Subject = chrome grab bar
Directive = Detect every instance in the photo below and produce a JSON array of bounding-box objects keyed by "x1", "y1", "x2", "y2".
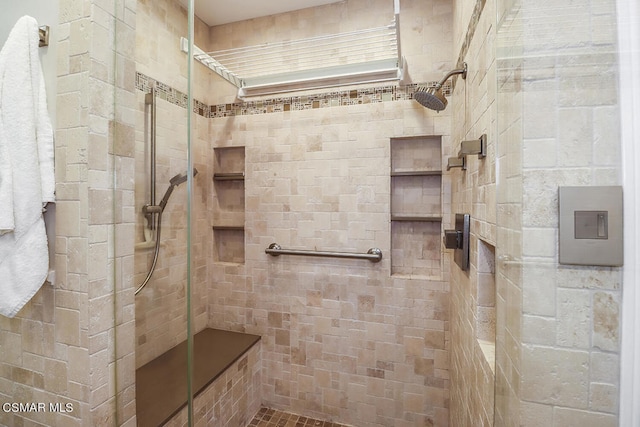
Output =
[{"x1": 265, "y1": 243, "x2": 382, "y2": 263}]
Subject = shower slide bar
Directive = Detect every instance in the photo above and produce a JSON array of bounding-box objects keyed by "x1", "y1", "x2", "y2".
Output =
[
  {"x1": 135, "y1": 84, "x2": 197, "y2": 296},
  {"x1": 265, "y1": 243, "x2": 382, "y2": 263},
  {"x1": 136, "y1": 85, "x2": 159, "y2": 296}
]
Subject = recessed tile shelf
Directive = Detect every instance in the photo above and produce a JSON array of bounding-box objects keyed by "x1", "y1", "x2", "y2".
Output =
[
  {"x1": 390, "y1": 135, "x2": 442, "y2": 172},
  {"x1": 390, "y1": 135, "x2": 443, "y2": 278},
  {"x1": 213, "y1": 147, "x2": 246, "y2": 263},
  {"x1": 213, "y1": 228, "x2": 245, "y2": 264},
  {"x1": 390, "y1": 170, "x2": 442, "y2": 176},
  {"x1": 390, "y1": 215, "x2": 442, "y2": 222},
  {"x1": 391, "y1": 175, "x2": 442, "y2": 217},
  {"x1": 213, "y1": 172, "x2": 245, "y2": 181}
]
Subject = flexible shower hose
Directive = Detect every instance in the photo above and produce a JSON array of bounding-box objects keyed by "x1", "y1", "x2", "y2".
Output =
[{"x1": 135, "y1": 210, "x2": 163, "y2": 295}]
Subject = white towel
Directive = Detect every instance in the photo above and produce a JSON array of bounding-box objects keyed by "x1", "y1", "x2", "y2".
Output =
[
  {"x1": 0, "y1": 118, "x2": 12, "y2": 233},
  {"x1": 0, "y1": 16, "x2": 55, "y2": 318}
]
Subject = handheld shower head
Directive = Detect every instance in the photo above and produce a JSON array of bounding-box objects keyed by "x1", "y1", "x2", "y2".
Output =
[
  {"x1": 414, "y1": 63, "x2": 468, "y2": 112},
  {"x1": 160, "y1": 168, "x2": 199, "y2": 210},
  {"x1": 169, "y1": 168, "x2": 198, "y2": 186},
  {"x1": 169, "y1": 168, "x2": 199, "y2": 186},
  {"x1": 169, "y1": 172, "x2": 187, "y2": 186}
]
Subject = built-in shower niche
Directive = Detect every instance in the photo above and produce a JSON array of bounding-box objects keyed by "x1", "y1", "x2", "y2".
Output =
[
  {"x1": 476, "y1": 239, "x2": 496, "y2": 371},
  {"x1": 213, "y1": 146, "x2": 245, "y2": 263},
  {"x1": 390, "y1": 136, "x2": 443, "y2": 279}
]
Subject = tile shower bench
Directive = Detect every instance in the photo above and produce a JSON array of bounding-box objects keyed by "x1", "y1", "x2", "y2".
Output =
[{"x1": 136, "y1": 328, "x2": 261, "y2": 426}]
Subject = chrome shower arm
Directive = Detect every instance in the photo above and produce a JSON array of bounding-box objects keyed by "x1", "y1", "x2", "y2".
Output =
[
  {"x1": 436, "y1": 62, "x2": 468, "y2": 87},
  {"x1": 414, "y1": 63, "x2": 468, "y2": 112}
]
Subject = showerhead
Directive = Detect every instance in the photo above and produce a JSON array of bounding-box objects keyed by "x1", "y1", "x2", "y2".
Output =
[
  {"x1": 414, "y1": 63, "x2": 468, "y2": 112},
  {"x1": 169, "y1": 168, "x2": 199, "y2": 187},
  {"x1": 414, "y1": 86, "x2": 448, "y2": 112},
  {"x1": 169, "y1": 172, "x2": 187, "y2": 186},
  {"x1": 160, "y1": 168, "x2": 199, "y2": 210}
]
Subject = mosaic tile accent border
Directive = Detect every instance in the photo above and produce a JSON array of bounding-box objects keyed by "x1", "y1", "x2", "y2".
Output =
[
  {"x1": 248, "y1": 407, "x2": 352, "y2": 427},
  {"x1": 136, "y1": 72, "x2": 449, "y2": 118},
  {"x1": 135, "y1": 72, "x2": 211, "y2": 118},
  {"x1": 209, "y1": 81, "x2": 451, "y2": 118},
  {"x1": 456, "y1": 0, "x2": 487, "y2": 71}
]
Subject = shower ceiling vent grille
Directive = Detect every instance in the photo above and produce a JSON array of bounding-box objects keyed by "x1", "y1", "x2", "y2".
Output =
[{"x1": 181, "y1": 1, "x2": 404, "y2": 98}]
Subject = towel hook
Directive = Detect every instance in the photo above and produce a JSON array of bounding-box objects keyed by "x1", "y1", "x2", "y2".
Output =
[{"x1": 39, "y1": 25, "x2": 49, "y2": 47}]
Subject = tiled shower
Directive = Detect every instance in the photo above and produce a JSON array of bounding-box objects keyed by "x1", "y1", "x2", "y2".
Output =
[
  {"x1": 0, "y1": 0, "x2": 635, "y2": 426},
  {"x1": 133, "y1": 0, "x2": 454, "y2": 424}
]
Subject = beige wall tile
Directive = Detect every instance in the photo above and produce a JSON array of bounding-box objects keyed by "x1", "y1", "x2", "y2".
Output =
[
  {"x1": 553, "y1": 407, "x2": 617, "y2": 427},
  {"x1": 522, "y1": 345, "x2": 589, "y2": 408}
]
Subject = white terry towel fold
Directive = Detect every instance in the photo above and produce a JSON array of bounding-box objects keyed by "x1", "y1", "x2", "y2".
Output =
[
  {"x1": 0, "y1": 118, "x2": 12, "y2": 233},
  {"x1": 0, "y1": 16, "x2": 55, "y2": 318}
]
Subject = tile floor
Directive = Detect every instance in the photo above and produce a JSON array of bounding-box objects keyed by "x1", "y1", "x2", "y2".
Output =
[{"x1": 247, "y1": 407, "x2": 352, "y2": 427}]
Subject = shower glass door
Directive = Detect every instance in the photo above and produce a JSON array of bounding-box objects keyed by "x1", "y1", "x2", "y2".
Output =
[
  {"x1": 495, "y1": 0, "x2": 624, "y2": 424},
  {"x1": 131, "y1": 0, "x2": 197, "y2": 424},
  {"x1": 494, "y1": 1, "x2": 524, "y2": 421}
]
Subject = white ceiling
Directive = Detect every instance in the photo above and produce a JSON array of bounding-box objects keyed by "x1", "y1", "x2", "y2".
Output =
[{"x1": 179, "y1": 0, "x2": 345, "y2": 26}]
